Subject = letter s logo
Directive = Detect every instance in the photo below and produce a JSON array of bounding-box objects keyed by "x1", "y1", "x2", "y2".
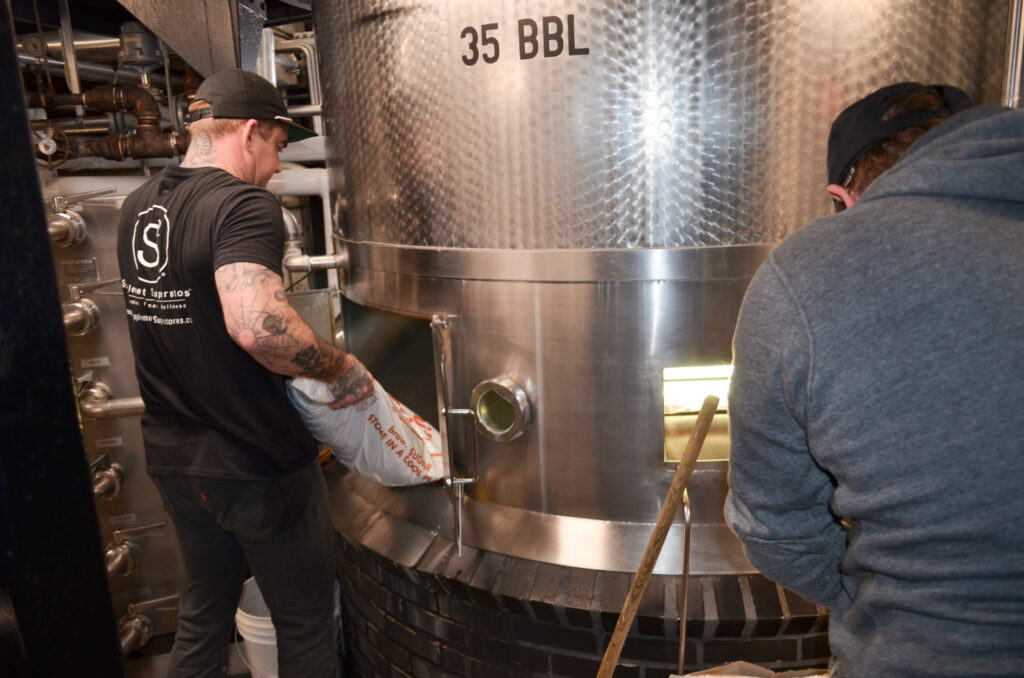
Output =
[{"x1": 132, "y1": 206, "x2": 170, "y2": 283}]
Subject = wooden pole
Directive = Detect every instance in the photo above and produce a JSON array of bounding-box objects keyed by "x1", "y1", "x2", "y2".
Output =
[{"x1": 596, "y1": 394, "x2": 720, "y2": 678}]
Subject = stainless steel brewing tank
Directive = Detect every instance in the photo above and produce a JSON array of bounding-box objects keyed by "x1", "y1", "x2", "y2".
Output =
[
  {"x1": 314, "y1": 1, "x2": 1007, "y2": 575},
  {"x1": 318, "y1": 1, "x2": 1006, "y2": 249}
]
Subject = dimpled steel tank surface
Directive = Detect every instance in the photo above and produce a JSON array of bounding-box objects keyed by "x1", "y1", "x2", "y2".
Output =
[{"x1": 313, "y1": 1, "x2": 1007, "y2": 674}]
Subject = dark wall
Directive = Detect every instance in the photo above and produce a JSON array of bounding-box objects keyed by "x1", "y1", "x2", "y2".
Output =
[{"x1": 0, "y1": 3, "x2": 125, "y2": 675}]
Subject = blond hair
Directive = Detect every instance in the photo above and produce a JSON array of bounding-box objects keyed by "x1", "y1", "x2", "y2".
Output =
[{"x1": 187, "y1": 100, "x2": 279, "y2": 140}]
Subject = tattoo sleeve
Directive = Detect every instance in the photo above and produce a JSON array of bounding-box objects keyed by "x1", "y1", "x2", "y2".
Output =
[{"x1": 215, "y1": 262, "x2": 347, "y2": 379}]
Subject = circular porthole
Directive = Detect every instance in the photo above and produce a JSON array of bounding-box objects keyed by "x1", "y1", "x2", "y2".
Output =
[{"x1": 469, "y1": 377, "x2": 531, "y2": 442}]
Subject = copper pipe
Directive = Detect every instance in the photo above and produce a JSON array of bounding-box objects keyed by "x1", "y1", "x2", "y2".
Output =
[{"x1": 57, "y1": 84, "x2": 190, "y2": 160}]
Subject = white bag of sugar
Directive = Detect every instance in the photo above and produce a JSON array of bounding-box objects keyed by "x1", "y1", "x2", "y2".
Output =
[{"x1": 287, "y1": 377, "x2": 445, "y2": 486}]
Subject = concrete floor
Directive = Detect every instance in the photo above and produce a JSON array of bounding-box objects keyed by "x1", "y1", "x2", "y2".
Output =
[{"x1": 123, "y1": 641, "x2": 253, "y2": 678}]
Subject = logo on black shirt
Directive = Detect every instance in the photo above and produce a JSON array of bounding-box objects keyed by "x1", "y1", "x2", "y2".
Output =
[{"x1": 132, "y1": 205, "x2": 170, "y2": 283}]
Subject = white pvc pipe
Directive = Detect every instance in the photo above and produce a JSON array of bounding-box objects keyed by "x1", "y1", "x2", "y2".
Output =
[{"x1": 267, "y1": 168, "x2": 340, "y2": 289}]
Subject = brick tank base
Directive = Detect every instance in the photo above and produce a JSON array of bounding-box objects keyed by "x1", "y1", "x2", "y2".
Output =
[{"x1": 334, "y1": 533, "x2": 830, "y2": 677}]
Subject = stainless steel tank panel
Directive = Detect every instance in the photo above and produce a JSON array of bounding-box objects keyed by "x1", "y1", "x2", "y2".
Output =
[
  {"x1": 342, "y1": 245, "x2": 765, "y2": 528},
  {"x1": 331, "y1": 468, "x2": 754, "y2": 576},
  {"x1": 315, "y1": 0, "x2": 1007, "y2": 249},
  {"x1": 45, "y1": 181, "x2": 183, "y2": 637}
]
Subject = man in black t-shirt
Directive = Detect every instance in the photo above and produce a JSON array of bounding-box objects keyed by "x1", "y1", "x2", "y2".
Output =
[{"x1": 117, "y1": 69, "x2": 371, "y2": 678}]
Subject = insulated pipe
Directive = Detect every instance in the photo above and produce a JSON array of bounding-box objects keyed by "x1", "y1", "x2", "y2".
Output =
[
  {"x1": 16, "y1": 32, "x2": 121, "y2": 61},
  {"x1": 16, "y1": 52, "x2": 182, "y2": 88},
  {"x1": 1005, "y1": 0, "x2": 1024, "y2": 108}
]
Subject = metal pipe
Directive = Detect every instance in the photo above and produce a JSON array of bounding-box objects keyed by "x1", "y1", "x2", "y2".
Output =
[
  {"x1": 44, "y1": 115, "x2": 112, "y2": 131},
  {"x1": 1004, "y1": 0, "x2": 1024, "y2": 108},
  {"x1": 16, "y1": 52, "x2": 183, "y2": 88},
  {"x1": 47, "y1": 210, "x2": 86, "y2": 246},
  {"x1": 287, "y1": 103, "x2": 322, "y2": 118},
  {"x1": 63, "y1": 305, "x2": 90, "y2": 333},
  {"x1": 266, "y1": 168, "x2": 339, "y2": 287},
  {"x1": 63, "y1": 126, "x2": 113, "y2": 136},
  {"x1": 57, "y1": 0, "x2": 83, "y2": 117},
  {"x1": 62, "y1": 298, "x2": 100, "y2": 336},
  {"x1": 161, "y1": 38, "x2": 179, "y2": 134},
  {"x1": 677, "y1": 490, "x2": 692, "y2": 674},
  {"x1": 80, "y1": 396, "x2": 145, "y2": 419},
  {"x1": 284, "y1": 252, "x2": 348, "y2": 273},
  {"x1": 119, "y1": 614, "x2": 152, "y2": 655},
  {"x1": 79, "y1": 381, "x2": 145, "y2": 419},
  {"x1": 92, "y1": 462, "x2": 126, "y2": 500},
  {"x1": 276, "y1": 39, "x2": 323, "y2": 134},
  {"x1": 15, "y1": 32, "x2": 120, "y2": 60},
  {"x1": 58, "y1": 84, "x2": 188, "y2": 160},
  {"x1": 281, "y1": 206, "x2": 347, "y2": 272},
  {"x1": 106, "y1": 539, "x2": 140, "y2": 578}
]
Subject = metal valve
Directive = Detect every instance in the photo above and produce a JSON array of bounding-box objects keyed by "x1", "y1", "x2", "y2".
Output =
[
  {"x1": 33, "y1": 126, "x2": 73, "y2": 170},
  {"x1": 105, "y1": 520, "x2": 167, "y2": 577},
  {"x1": 119, "y1": 613, "x2": 152, "y2": 655},
  {"x1": 120, "y1": 593, "x2": 179, "y2": 655},
  {"x1": 89, "y1": 453, "x2": 126, "y2": 500},
  {"x1": 47, "y1": 209, "x2": 86, "y2": 247},
  {"x1": 105, "y1": 538, "x2": 141, "y2": 578},
  {"x1": 63, "y1": 297, "x2": 101, "y2": 336},
  {"x1": 77, "y1": 378, "x2": 145, "y2": 420},
  {"x1": 62, "y1": 278, "x2": 118, "y2": 337},
  {"x1": 44, "y1": 188, "x2": 116, "y2": 246},
  {"x1": 49, "y1": 187, "x2": 117, "y2": 213}
]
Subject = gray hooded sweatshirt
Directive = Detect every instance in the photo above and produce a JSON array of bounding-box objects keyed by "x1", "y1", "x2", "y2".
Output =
[{"x1": 725, "y1": 106, "x2": 1024, "y2": 677}]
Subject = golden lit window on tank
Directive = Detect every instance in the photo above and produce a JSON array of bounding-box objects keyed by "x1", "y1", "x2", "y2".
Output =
[{"x1": 663, "y1": 365, "x2": 731, "y2": 463}]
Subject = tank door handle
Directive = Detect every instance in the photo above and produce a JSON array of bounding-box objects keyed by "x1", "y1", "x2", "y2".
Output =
[{"x1": 430, "y1": 313, "x2": 480, "y2": 555}]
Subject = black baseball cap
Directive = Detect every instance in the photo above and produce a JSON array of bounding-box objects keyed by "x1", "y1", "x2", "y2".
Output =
[
  {"x1": 189, "y1": 68, "x2": 316, "y2": 143},
  {"x1": 826, "y1": 82, "x2": 973, "y2": 186}
]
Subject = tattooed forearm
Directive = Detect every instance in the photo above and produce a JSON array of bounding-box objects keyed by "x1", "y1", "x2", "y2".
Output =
[
  {"x1": 215, "y1": 261, "x2": 374, "y2": 406},
  {"x1": 327, "y1": 354, "x2": 375, "y2": 409},
  {"x1": 292, "y1": 337, "x2": 347, "y2": 379}
]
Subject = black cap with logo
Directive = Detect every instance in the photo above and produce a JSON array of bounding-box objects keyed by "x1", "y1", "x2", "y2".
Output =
[
  {"x1": 188, "y1": 68, "x2": 316, "y2": 143},
  {"x1": 826, "y1": 82, "x2": 973, "y2": 186}
]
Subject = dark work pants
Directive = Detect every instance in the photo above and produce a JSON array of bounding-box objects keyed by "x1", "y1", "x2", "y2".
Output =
[{"x1": 151, "y1": 459, "x2": 337, "y2": 678}]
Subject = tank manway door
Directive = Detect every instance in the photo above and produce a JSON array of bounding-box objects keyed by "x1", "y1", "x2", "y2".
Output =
[{"x1": 663, "y1": 365, "x2": 732, "y2": 463}]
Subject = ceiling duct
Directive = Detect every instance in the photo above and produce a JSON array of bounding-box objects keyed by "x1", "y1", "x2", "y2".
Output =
[{"x1": 115, "y1": 0, "x2": 267, "y2": 76}]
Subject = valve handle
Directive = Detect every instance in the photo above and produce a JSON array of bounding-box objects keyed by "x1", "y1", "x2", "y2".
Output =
[{"x1": 48, "y1": 186, "x2": 116, "y2": 212}]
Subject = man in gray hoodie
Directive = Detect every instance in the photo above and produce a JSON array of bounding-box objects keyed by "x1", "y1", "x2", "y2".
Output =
[{"x1": 725, "y1": 84, "x2": 1024, "y2": 677}]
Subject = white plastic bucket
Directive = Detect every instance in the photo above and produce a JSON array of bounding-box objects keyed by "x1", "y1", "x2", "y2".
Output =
[{"x1": 235, "y1": 577, "x2": 278, "y2": 678}]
